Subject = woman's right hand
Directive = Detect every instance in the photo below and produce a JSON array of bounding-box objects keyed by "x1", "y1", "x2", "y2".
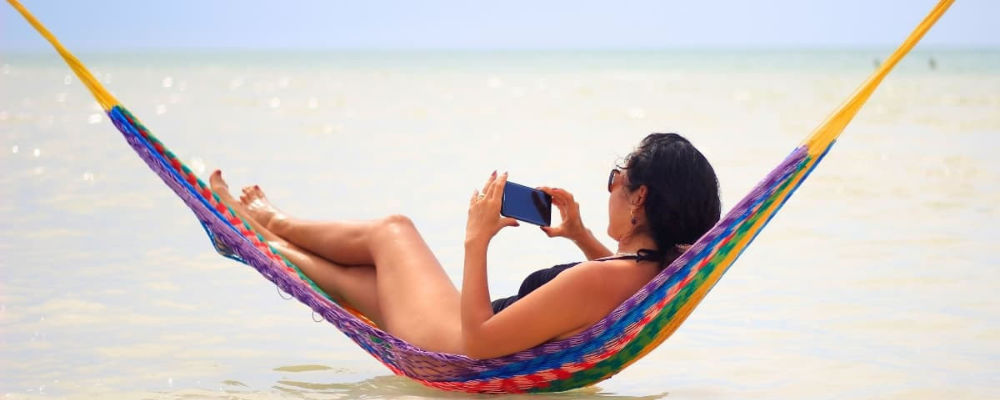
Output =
[{"x1": 538, "y1": 187, "x2": 586, "y2": 241}]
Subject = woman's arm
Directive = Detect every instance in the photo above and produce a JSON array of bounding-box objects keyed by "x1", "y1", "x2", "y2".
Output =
[
  {"x1": 461, "y1": 171, "x2": 518, "y2": 356},
  {"x1": 539, "y1": 187, "x2": 613, "y2": 260},
  {"x1": 461, "y1": 239, "x2": 493, "y2": 348},
  {"x1": 462, "y1": 173, "x2": 601, "y2": 359}
]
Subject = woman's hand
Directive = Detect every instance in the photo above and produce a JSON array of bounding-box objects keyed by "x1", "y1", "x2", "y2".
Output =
[
  {"x1": 538, "y1": 186, "x2": 587, "y2": 241},
  {"x1": 466, "y1": 171, "x2": 519, "y2": 247}
]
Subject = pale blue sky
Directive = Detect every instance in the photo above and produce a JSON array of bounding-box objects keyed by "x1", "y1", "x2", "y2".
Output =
[{"x1": 1, "y1": 0, "x2": 996, "y2": 51}]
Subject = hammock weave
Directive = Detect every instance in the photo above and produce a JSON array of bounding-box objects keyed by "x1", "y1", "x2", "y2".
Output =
[{"x1": 8, "y1": 0, "x2": 952, "y2": 393}]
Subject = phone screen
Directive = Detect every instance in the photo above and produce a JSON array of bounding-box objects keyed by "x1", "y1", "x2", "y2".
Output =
[{"x1": 501, "y1": 181, "x2": 552, "y2": 226}]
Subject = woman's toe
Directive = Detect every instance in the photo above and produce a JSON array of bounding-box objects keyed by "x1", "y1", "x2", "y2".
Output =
[{"x1": 209, "y1": 170, "x2": 228, "y2": 191}]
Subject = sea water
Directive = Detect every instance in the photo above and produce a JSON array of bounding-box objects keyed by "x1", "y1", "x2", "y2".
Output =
[{"x1": 1, "y1": 50, "x2": 998, "y2": 399}]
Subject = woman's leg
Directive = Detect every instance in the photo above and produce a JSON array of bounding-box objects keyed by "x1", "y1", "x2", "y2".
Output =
[
  {"x1": 267, "y1": 241, "x2": 384, "y2": 327},
  {"x1": 362, "y1": 213, "x2": 463, "y2": 352},
  {"x1": 210, "y1": 171, "x2": 384, "y2": 325},
  {"x1": 214, "y1": 172, "x2": 464, "y2": 353},
  {"x1": 239, "y1": 185, "x2": 378, "y2": 266},
  {"x1": 282, "y1": 212, "x2": 463, "y2": 352}
]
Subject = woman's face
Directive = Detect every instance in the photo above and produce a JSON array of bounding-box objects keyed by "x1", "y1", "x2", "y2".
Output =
[{"x1": 607, "y1": 168, "x2": 632, "y2": 241}]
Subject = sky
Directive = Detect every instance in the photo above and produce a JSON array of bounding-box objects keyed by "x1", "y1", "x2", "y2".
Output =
[{"x1": 1, "y1": 0, "x2": 997, "y2": 51}]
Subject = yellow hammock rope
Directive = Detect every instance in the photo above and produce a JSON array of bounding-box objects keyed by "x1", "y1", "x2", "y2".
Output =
[
  {"x1": 8, "y1": 0, "x2": 119, "y2": 110},
  {"x1": 803, "y1": 1, "x2": 953, "y2": 155}
]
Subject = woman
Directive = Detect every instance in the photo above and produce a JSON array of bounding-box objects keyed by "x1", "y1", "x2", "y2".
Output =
[{"x1": 209, "y1": 133, "x2": 720, "y2": 359}]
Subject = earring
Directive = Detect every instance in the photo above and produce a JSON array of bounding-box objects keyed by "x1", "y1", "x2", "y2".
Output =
[{"x1": 630, "y1": 210, "x2": 637, "y2": 225}]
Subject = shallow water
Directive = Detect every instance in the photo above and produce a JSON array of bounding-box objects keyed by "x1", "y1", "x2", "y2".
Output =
[{"x1": 1, "y1": 50, "x2": 998, "y2": 399}]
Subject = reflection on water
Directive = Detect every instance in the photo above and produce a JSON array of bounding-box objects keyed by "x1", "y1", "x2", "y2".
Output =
[
  {"x1": 274, "y1": 364, "x2": 336, "y2": 373},
  {"x1": 119, "y1": 374, "x2": 668, "y2": 400},
  {"x1": 1, "y1": 50, "x2": 998, "y2": 399},
  {"x1": 272, "y1": 374, "x2": 668, "y2": 400}
]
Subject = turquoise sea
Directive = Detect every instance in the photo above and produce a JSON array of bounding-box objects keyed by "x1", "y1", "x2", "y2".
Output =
[{"x1": 1, "y1": 49, "x2": 998, "y2": 399}]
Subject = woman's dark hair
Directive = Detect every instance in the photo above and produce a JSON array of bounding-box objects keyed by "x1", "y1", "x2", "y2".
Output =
[{"x1": 621, "y1": 133, "x2": 721, "y2": 266}]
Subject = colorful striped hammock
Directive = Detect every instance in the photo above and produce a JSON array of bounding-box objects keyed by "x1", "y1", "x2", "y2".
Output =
[{"x1": 9, "y1": 0, "x2": 952, "y2": 393}]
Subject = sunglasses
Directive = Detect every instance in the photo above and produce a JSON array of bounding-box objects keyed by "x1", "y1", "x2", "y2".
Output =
[{"x1": 607, "y1": 168, "x2": 621, "y2": 193}]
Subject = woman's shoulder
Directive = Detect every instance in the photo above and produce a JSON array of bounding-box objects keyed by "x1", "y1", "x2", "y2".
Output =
[
  {"x1": 553, "y1": 258, "x2": 642, "y2": 287},
  {"x1": 541, "y1": 258, "x2": 657, "y2": 339},
  {"x1": 558, "y1": 258, "x2": 659, "y2": 297}
]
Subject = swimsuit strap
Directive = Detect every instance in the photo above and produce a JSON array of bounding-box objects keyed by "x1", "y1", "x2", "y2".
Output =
[
  {"x1": 596, "y1": 248, "x2": 662, "y2": 262},
  {"x1": 596, "y1": 254, "x2": 640, "y2": 261},
  {"x1": 635, "y1": 248, "x2": 663, "y2": 262}
]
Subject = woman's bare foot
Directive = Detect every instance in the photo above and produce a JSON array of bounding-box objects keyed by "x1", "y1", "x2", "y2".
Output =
[
  {"x1": 239, "y1": 184, "x2": 287, "y2": 232},
  {"x1": 208, "y1": 170, "x2": 376, "y2": 321},
  {"x1": 209, "y1": 170, "x2": 287, "y2": 245}
]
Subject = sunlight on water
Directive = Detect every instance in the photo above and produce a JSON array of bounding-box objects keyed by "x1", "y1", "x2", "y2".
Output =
[{"x1": 1, "y1": 50, "x2": 998, "y2": 399}]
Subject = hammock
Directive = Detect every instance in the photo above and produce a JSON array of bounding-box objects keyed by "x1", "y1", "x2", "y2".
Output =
[{"x1": 9, "y1": 0, "x2": 952, "y2": 393}]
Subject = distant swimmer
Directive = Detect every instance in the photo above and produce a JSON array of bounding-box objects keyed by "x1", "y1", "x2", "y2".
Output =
[{"x1": 929, "y1": 57, "x2": 937, "y2": 70}]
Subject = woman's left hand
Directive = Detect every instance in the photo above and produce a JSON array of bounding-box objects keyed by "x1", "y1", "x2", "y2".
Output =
[{"x1": 466, "y1": 171, "x2": 519, "y2": 246}]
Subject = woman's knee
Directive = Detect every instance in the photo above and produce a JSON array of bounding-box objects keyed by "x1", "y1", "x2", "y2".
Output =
[{"x1": 374, "y1": 214, "x2": 416, "y2": 238}]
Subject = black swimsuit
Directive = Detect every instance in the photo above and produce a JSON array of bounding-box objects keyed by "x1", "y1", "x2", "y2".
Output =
[{"x1": 490, "y1": 254, "x2": 642, "y2": 314}]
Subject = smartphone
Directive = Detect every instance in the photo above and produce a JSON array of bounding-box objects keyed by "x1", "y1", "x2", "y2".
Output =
[{"x1": 501, "y1": 181, "x2": 552, "y2": 227}]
